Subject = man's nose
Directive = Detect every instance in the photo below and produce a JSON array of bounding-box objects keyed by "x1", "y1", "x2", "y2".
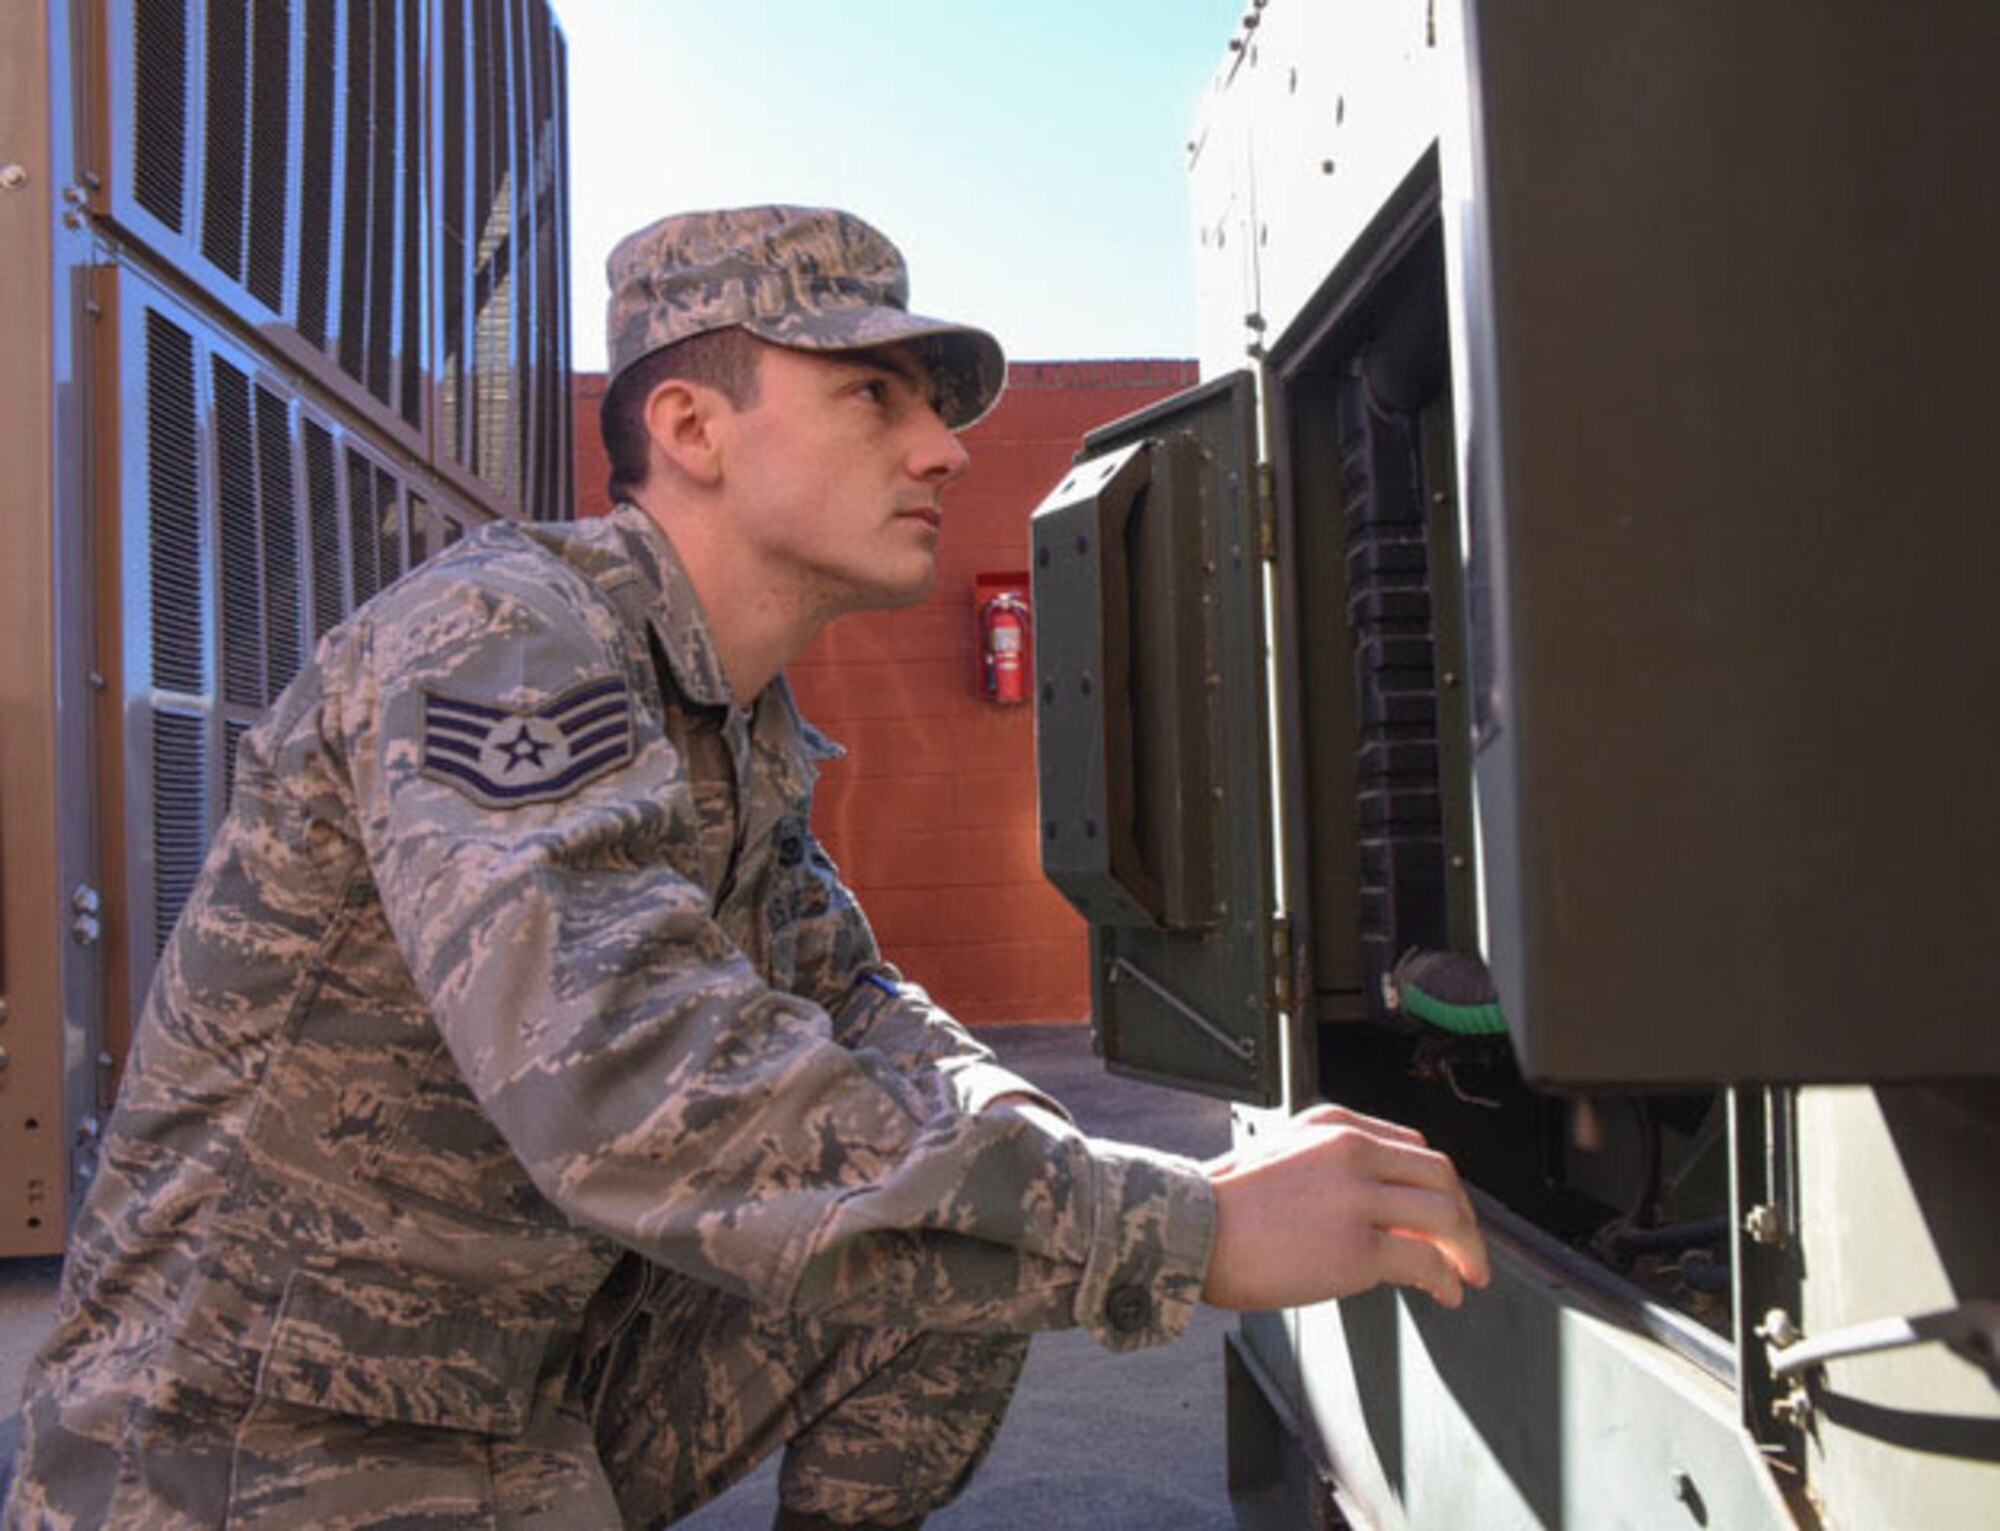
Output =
[{"x1": 911, "y1": 410, "x2": 972, "y2": 485}]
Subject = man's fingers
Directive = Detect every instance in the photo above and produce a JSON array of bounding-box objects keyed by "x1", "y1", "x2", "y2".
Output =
[
  {"x1": 1367, "y1": 1182, "x2": 1492, "y2": 1290},
  {"x1": 1370, "y1": 1226, "x2": 1471, "y2": 1308}
]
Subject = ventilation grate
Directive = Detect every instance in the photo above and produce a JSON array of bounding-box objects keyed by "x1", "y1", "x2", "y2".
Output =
[
  {"x1": 256, "y1": 385, "x2": 305, "y2": 694},
  {"x1": 296, "y1": 0, "x2": 338, "y2": 349},
  {"x1": 145, "y1": 311, "x2": 205, "y2": 697},
  {"x1": 199, "y1": 0, "x2": 250, "y2": 280},
  {"x1": 111, "y1": 0, "x2": 568, "y2": 515},
  {"x1": 214, "y1": 356, "x2": 266, "y2": 708},
  {"x1": 223, "y1": 717, "x2": 251, "y2": 814},
  {"x1": 245, "y1": 0, "x2": 295, "y2": 311},
  {"x1": 132, "y1": 0, "x2": 191, "y2": 230},
  {"x1": 305, "y1": 419, "x2": 346, "y2": 640},
  {"x1": 150, "y1": 708, "x2": 208, "y2": 955}
]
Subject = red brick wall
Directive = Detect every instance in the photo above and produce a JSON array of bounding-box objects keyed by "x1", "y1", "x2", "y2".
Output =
[{"x1": 573, "y1": 359, "x2": 1199, "y2": 1023}]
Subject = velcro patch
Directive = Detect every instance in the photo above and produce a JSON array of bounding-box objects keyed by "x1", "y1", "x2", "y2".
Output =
[{"x1": 419, "y1": 675, "x2": 635, "y2": 809}]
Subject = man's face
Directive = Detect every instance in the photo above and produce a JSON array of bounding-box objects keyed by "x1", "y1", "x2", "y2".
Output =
[{"x1": 715, "y1": 340, "x2": 972, "y2": 619}]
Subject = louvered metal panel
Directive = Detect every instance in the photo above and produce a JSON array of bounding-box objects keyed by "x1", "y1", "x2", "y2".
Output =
[
  {"x1": 304, "y1": 418, "x2": 347, "y2": 637},
  {"x1": 148, "y1": 709, "x2": 209, "y2": 958},
  {"x1": 435, "y1": 0, "x2": 570, "y2": 519},
  {"x1": 255, "y1": 385, "x2": 307, "y2": 694},
  {"x1": 98, "y1": 0, "x2": 570, "y2": 519},
  {"x1": 114, "y1": 273, "x2": 488, "y2": 1013}
]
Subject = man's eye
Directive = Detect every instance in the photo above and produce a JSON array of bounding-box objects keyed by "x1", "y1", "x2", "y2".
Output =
[{"x1": 856, "y1": 380, "x2": 889, "y2": 404}]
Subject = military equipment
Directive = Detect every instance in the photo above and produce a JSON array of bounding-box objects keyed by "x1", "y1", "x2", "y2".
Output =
[{"x1": 1032, "y1": 2, "x2": 2000, "y2": 1525}]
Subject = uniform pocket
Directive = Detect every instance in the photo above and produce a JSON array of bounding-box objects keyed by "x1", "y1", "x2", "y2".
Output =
[{"x1": 257, "y1": 1268, "x2": 558, "y2": 1436}]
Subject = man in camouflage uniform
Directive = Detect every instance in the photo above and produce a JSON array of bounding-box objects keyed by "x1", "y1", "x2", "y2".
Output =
[{"x1": 3, "y1": 206, "x2": 1488, "y2": 1530}]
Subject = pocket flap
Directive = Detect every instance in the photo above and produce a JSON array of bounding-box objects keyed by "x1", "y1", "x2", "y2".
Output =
[{"x1": 258, "y1": 1268, "x2": 555, "y2": 1436}]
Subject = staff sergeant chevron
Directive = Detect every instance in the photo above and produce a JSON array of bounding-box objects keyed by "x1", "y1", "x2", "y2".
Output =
[{"x1": 419, "y1": 674, "x2": 636, "y2": 809}]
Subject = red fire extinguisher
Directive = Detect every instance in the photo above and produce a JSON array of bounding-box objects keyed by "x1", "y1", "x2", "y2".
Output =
[{"x1": 979, "y1": 592, "x2": 1031, "y2": 705}]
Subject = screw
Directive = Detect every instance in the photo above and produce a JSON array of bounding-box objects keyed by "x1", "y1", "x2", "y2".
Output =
[{"x1": 0, "y1": 164, "x2": 28, "y2": 191}]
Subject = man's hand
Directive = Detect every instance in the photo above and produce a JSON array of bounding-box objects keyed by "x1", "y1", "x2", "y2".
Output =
[{"x1": 1200, "y1": 1105, "x2": 1490, "y2": 1312}]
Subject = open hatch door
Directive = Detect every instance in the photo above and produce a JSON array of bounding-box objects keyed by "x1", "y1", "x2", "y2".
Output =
[{"x1": 1029, "y1": 374, "x2": 1281, "y2": 1105}]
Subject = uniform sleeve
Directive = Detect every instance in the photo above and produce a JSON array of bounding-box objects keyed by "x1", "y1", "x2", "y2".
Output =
[
  {"x1": 328, "y1": 566, "x2": 1214, "y2": 1352},
  {"x1": 775, "y1": 794, "x2": 1068, "y2": 1126}
]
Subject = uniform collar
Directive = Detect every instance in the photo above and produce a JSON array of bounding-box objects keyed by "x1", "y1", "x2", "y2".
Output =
[
  {"x1": 609, "y1": 502, "x2": 736, "y2": 710},
  {"x1": 605, "y1": 503, "x2": 845, "y2": 771}
]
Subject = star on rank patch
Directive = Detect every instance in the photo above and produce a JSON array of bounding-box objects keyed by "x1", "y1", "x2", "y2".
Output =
[{"x1": 419, "y1": 675, "x2": 636, "y2": 808}]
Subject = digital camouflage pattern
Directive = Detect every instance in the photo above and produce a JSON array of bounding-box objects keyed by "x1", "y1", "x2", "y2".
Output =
[
  {"x1": 2, "y1": 506, "x2": 1214, "y2": 1529},
  {"x1": 603, "y1": 205, "x2": 1006, "y2": 428}
]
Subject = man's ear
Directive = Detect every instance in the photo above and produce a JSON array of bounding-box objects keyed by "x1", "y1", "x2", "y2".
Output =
[{"x1": 643, "y1": 379, "x2": 726, "y2": 488}]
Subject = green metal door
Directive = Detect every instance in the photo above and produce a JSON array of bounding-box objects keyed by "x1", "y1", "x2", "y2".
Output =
[{"x1": 1029, "y1": 373, "x2": 1281, "y2": 1104}]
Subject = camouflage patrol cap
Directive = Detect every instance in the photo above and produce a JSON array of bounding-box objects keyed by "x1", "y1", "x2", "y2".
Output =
[{"x1": 605, "y1": 205, "x2": 1007, "y2": 429}]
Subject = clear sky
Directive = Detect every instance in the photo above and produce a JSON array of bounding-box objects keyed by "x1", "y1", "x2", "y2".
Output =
[{"x1": 554, "y1": 0, "x2": 1248, "y2": 371}]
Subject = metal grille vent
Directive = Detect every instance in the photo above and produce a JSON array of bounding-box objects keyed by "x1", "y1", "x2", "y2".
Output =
[
  {"x1": 215, "y1": 356, "x2": 267, "y2": 708},
  {"x1": 296, "y1": 0, "x2": 338, "y2": 350},
  {"x1": 150, "y1": 709, "x2": 207, "y2": 955},
  {"x1": 132, "y1": 0, "x2": 191, "y2": 229},
  {"x1": 223, "y1": 718, "x2": 253, "y2": 812},
  {"x1": 436, "y1": 0, "x2": 570, "y2": 518},
  {"x1": 245, "y1": 0, "x2": 294, "y2": 311},
  {"x1": 109, "y1": 0, "x2": 570, "y2": 519},
  {"x1": 407, "y1": 492, "x2": 430, "y2": 566},
  {"x1": 197, "y1": 0, "x2": 248, "y2": 277},
  {"x1": 256, "y1": 386, "x2": 306, "y2": 694},
  {"x1": 214, "y1": 357, "x2": 309, "y2": 711},
  {"x1": 145, "y1": 311, "x2": 206, "y2": 697},
  {"x1": 305, "y1": 420, "x2": 346, "y2": 638},
  {"x1": 114, "y1": 0, "x2": 427, "y2": 430},
  {"x1": 344, "y1": 448, "x2": 405, "y2": 607},
  {"x1": 125, "y1": 284, "x2": 481, "y2": 987}
]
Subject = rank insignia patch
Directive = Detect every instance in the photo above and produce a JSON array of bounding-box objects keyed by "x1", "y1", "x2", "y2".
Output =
[{"x1": 419, "y1": 675, "x2": 636, "y2": 808}]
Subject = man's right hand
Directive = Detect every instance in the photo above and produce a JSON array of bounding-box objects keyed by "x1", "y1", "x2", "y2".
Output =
[{"x1": 1199, "y1": 1105, "x2": 1491, "y2": 1312}]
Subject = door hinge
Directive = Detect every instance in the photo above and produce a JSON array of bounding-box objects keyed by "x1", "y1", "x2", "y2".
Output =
[
  {"x1": 1270, "y1": 913, "x2": 1292, "y2": 1013},
  {"x1": 1254, "y1": 461, "x2": 1278, "y2": 562}
]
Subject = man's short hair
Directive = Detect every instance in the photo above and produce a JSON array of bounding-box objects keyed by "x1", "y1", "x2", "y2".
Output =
[{"x1": 599, "y1": 327, "x2": 763, "y2": 503}]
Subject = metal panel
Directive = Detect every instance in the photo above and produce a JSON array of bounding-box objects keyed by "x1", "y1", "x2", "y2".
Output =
[
  {"x1": 1451, "y1": 0, "x2": 2000, "y2": 1083},
  {"x1": 1031, "y1": 373, "x2": 1280, "y2": 1103}
]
